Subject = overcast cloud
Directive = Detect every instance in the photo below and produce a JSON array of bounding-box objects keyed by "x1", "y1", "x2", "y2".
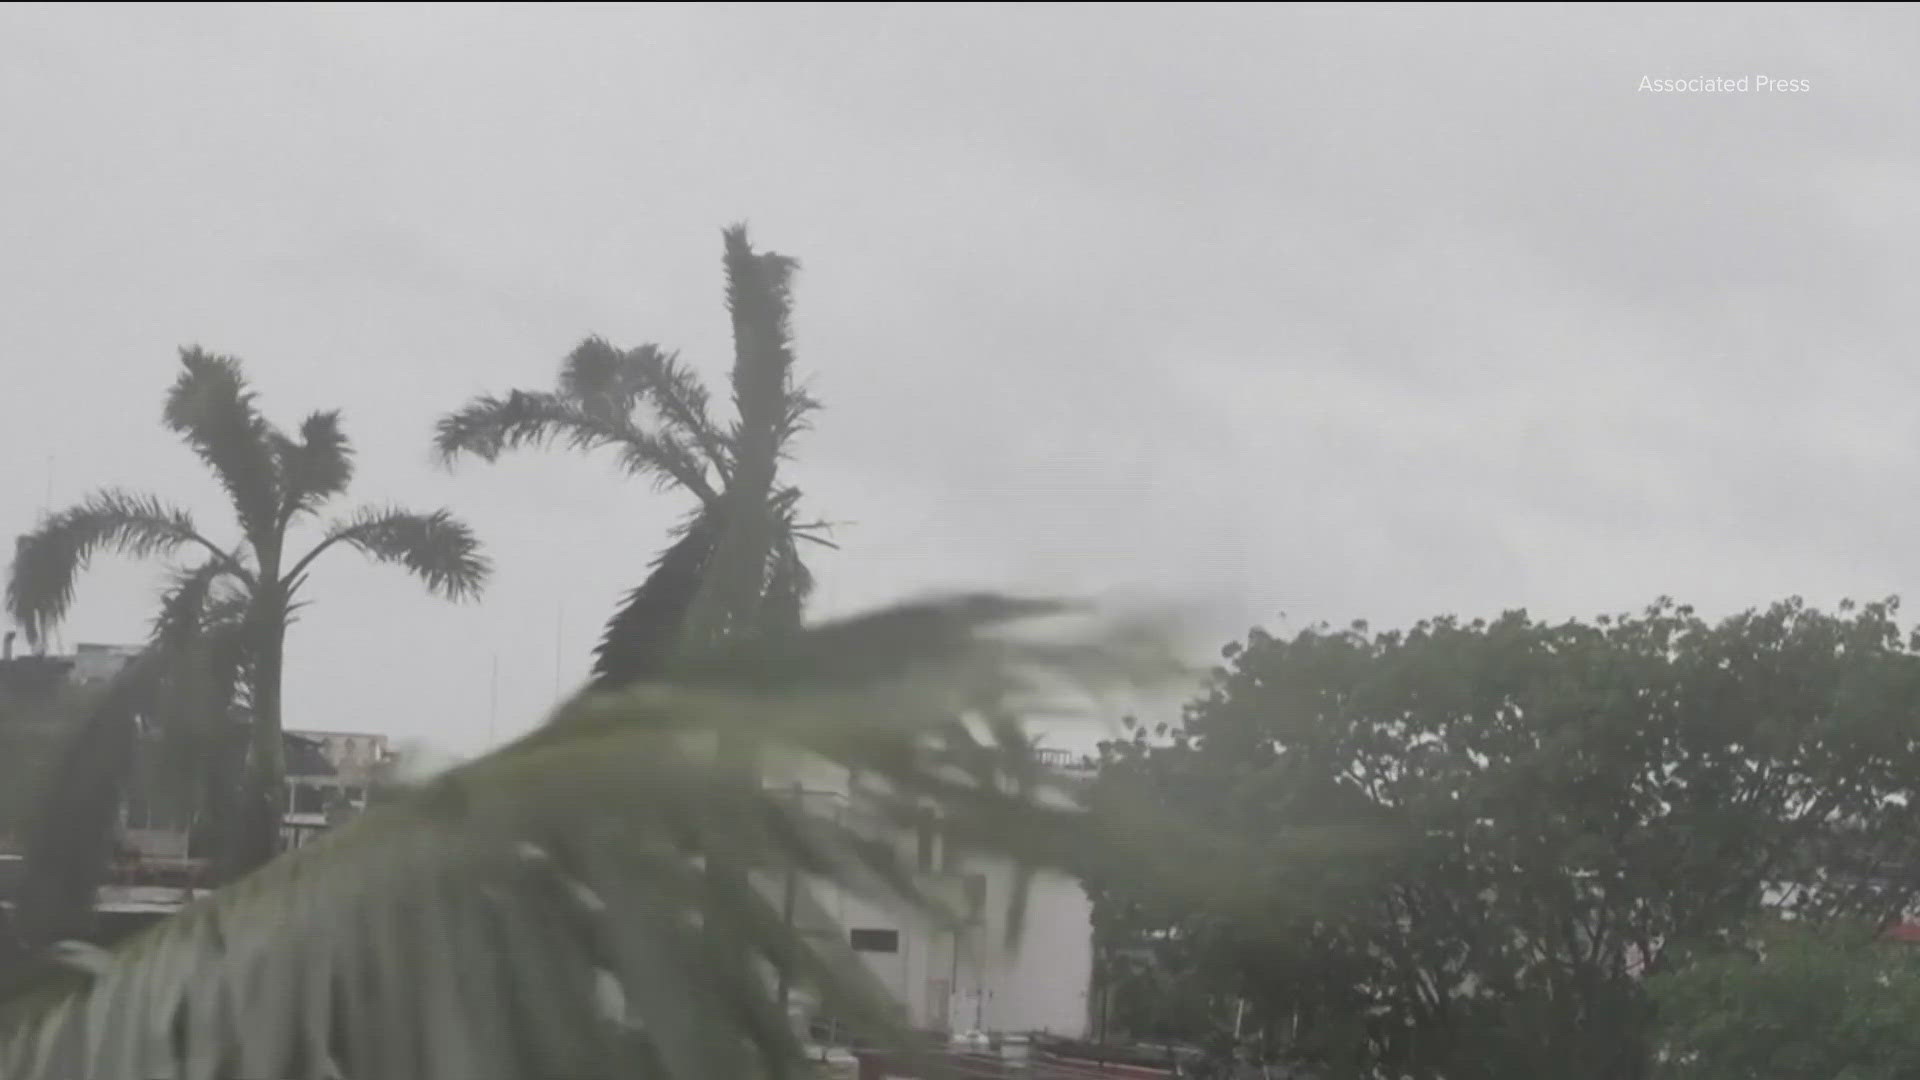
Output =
[{"x1": 2, "y1": 3, "x2": 1916, "y2": 758}]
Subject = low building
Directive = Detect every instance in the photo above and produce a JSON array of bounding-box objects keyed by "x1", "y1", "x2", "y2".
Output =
[
  {"x1": 769, "y1": 748, "x2": 1099, "y2": 1040},
  {"x1": 288, "y1": 729, "x2": 395, "y2": 782}
]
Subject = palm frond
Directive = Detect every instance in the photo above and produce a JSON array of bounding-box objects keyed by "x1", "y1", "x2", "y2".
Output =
[
  {"x1": 149, "y1": 558, "x2": 249, "y2": 650},
  {"x1": 591, "y1": 508, "x2": 725, "y2": 690},
  {"x1": 721, "y1": 225, "x2": 800, "y2": 471},
  {"x1": 271, "y1": 410, "x2": 354, "y2": 526},
  {"x1": 434, "y1": 390, "x2": 717, "y2": 502},
  {"x1": 162, "y1": 348, "x2": 281, "y2": 546},
  {"x1": 762, "y1": 534, "x2": 813, "y2": 638},
  {"x1": 761, "y1": 487, "x2": 818, "y2": 636},
  {"x1": 592, "y1": 489, "x2": 822, "y2": 691},
  {"x1": 625, "y1": 345, "x2": 733, "y2": 481},
  {"x1": 777, "y1": 378, "x2": 821, "y2": 454},
  {"x1": 147, "y1": 556, "x2": 253, "y2": 747},
  {"x1": 7, "y1": 490, "x2": 228, "y2": 646},
  {"x1": 0, "y1": 595, "x2": 1189, "y2": 1080},
  {"x1": 557, "y1": 336, "x2": 645, "y2": 421},
  {"x1": 298, "y1": 506, "x2": 490, "y2": 602}
]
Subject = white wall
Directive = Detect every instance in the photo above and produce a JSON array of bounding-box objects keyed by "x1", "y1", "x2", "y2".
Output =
[
  {"x1": 762, "y1": 754, "x2": 1095, "y2": 1038},
  {"x1": 975, "y1": 867, "x2": 1093, "y2": 1037}
]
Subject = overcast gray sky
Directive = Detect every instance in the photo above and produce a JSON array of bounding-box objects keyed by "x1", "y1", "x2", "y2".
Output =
[{"x1": 2, "y1": 3, "x2": 1915, "y2": 759}]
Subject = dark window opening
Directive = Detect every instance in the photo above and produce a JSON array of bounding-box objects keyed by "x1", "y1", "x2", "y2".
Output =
[
  {"x1": 291, "y1": 784, "x2": 329, "y2": 814},
  {"x1": 850, "y1": 928, "x2": 899, "y2": 953}
]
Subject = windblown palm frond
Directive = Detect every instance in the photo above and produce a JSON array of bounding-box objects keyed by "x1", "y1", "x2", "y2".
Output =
[
  {"x1": 7, "y1": 491, "x2": 234, "y2": 647},
  {"x1": 0, "y1": 595, "x2": 1192, "y2": 1080},
  {"x1": 300, "y1": 507, "x2": 491, "y2": 602},
  {"x1": 592, "y1": 490, "x2": 825, "y2": 691},
  {"x1": 162, "y1": 349, "x2": 279, "y2": 546},
  {"x1": 591, "y1": 509, "x2": 726, "y2": 689},
  {"x1": 145, "y1": 559, "x2": 255, "y2": 859},
  {"x1": 762, "y1": 531, "x2": 812, "y2": 637},
  {"x1": 720, "y1": 224, "x2": 799, "y2": 461},
  {"x1": 149, "y1": 558, "x2": 248, "y2": 650},
  {"x1": 558, "y1": 339, "x2": 728, "y2": 461},
  {"x1": 558, "y1": 336, "x2": 646, "y2": 418},
  {"x1": 271, "y1": 411, "x2": 355, "y2": 526},
  {"x1": 623, "y1": 346, "x2": 731, "y2": 479},
  {"x1": 434, "y1": 390, "x2": 717, "y2": 501}
]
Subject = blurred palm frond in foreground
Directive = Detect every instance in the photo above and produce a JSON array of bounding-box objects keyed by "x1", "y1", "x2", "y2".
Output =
[{"x1": 0, "y1": 593, "x2": 1193, "y2": 1080}]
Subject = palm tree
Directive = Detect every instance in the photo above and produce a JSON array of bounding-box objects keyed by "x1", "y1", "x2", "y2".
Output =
[
  {"x1": 434, "y1": 225, "x2": 828, "y2": 685},
  {"x1": 0, "y1": 593, "x2": 1196, "y2": 1080},
  {"x1": 7, "y1": 348, "x2": 489, "y2": 875},
  {"x1": 438, "y1": 224, "x2": 829, "y2": 1078}
]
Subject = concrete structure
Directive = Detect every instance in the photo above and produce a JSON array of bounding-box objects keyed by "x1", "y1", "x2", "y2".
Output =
[
  {"x1": 289, "y1": 729, "x2": 394, "y2": 781},
  {"x1": 769, "y1": 750, "x2": 1098, "y2": 1039}
]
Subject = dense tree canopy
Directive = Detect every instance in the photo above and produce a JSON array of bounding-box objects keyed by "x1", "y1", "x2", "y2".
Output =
[
  {"x1": 1086, "y1": 597, "x2": 1920, "y2": 1079},
  {"x1": 1648, "y1": 918, "x2": 1920, "y2": 1080}
]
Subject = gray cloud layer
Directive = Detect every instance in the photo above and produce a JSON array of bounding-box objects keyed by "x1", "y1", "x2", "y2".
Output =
[{"x1": 3, "y1": 4, "x2": 1915, "y2": 755}]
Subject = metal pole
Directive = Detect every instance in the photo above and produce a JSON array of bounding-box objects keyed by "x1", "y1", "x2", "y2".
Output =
[{"x1": 776, "y1": 782, "x2": 801, "y2": 1015}]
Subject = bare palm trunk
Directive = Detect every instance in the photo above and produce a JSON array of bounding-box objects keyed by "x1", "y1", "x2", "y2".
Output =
[{"x1": 232, "y1": 595, "x2": 287, "y2": 877}]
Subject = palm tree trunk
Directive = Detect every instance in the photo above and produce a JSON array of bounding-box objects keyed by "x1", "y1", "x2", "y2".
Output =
[
  {"x1": 687, "y1": 234, "x2": 795, "y2": 1076},
  {"x1": 231, "y1": 597, "x2": 287, "y2": 877}
]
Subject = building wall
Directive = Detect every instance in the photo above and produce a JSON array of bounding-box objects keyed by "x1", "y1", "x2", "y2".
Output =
[
  {"x1": 288, "y1": 730, "x2": 392, "y2": 781},
  {"x1": 764, "y1": 754, "x2": 1095, "y2": 1038},
  {"x1": 974, "y1": 867, "x2": 1095, "y2": 1037}
]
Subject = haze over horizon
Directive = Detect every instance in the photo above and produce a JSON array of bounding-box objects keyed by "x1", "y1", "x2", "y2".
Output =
[{"x1": 3, "y1": 4, "x2": 1915, "y2": 760}]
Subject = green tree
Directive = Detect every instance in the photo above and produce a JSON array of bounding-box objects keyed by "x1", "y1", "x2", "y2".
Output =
[
  {"x1": 1088, "y1": 598, "x2": 1920, "y2": 1079},
  {"x1": 7, "y1": 349, "x2": 489, "y2": 875},
  {"x1": 1649, "y1": 918, "x2": 1920, "y2": 1079},
  {"x1": 0, "y1": 593, "x2": 1189, "y2": 1080}
]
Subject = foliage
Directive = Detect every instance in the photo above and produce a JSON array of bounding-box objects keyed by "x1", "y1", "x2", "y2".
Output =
[
  {"x1": 0, "y1": 666, "x2": 96, "y2": 845},
  {"x1": 7, "y1": 349, "x2": 488, "y2": 877},
  {"x1": 1086, "y1": 597, "x2": 1920, "y2": 1079},
  {"x1": 0, "y1": 593, "x2": 1190, "y2": 1080},
  {"x1": 1649, "y1": 918, "x2": 1920, "y2": 1079}
]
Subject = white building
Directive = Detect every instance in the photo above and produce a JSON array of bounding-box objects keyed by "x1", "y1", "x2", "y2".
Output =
[
  {"x1": 766, "y1": 749, "x2": 1096, "y2": 1039},
  {"x1": 288, "y1": 729, "x2": 395, "y2": 782}
]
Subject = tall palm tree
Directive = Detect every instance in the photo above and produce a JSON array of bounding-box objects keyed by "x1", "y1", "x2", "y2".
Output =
[
  {"x1": 0, "y1": 592, "x2": 1197, "y2": 1080},
  {"x1": 438, "y1": 223, "x2": 828, "y2": 1078},
  {"x1": 434, "y1": 225, "x2": 827, "y2": 685},
  {"x1": 7, "y1": 348, "x2": 490, "y2": 875}
]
